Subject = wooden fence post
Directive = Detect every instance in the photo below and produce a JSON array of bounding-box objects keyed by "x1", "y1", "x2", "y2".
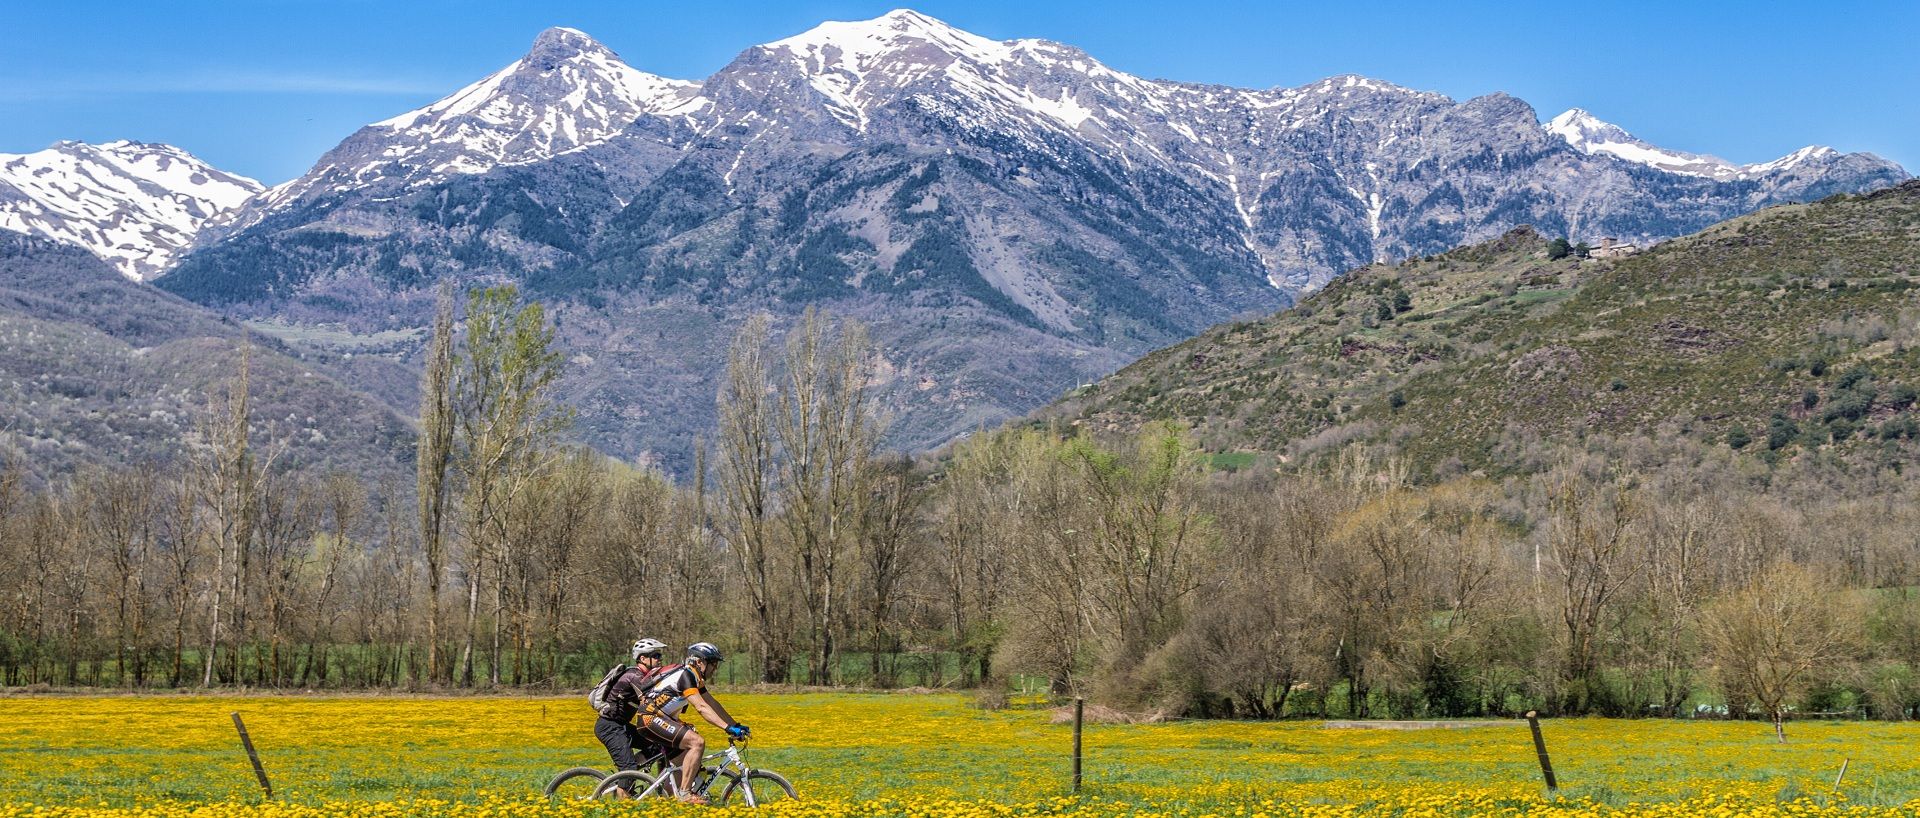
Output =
[
  {"x1": 1524, "y1": 710, "x2": 1558, "y2": 792},
  {"x1": 1072, "y1": 697, "x2": 1084, "y2": 794},
  {"x1": 231, "y1": 712, "x2": 273, "y2": 799}
]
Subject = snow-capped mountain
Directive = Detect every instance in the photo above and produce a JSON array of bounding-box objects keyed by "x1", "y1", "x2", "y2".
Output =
[
  {"x1": 1546, "y1": 108, "x2": 1846, "y2": 181},
  {"x1": 161, "y1": 10, "x2": 1909, "y2": 469},
  {"x1": 212, "y1": 26, "x2": 706, "y2": 237},
  {"x1": 0, "y1": 140, "x2": 260, "y2": 280}
]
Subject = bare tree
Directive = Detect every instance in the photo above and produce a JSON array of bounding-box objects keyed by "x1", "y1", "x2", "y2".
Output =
[
  {"x1": 194, "y1": 344, "x2": 279, "y2": 687},
  {"x1": 1544, "y1": 466, "x2": 1638, "y2": 713},
  {"x1": 417, "y1": 284, "x2": 458, "y2": 683},
  {"x1": 78, "y1": 464, "x2": 158, "y2": 686},
  {"x1": 303, "y1": 473, "x2": 364, "y2": 686},
  {"x1": 158, "y1": 468, "x2": 202, "y2": 687},
  {"x1": 716, "y1": 314, "x2": 792, "y2": 682},
  {"x1": 775, "y1": 309, "x2": 879, "y2": 685},
  {"x1": 858, "y1": 454, "x2": 923, "y2": 687},
  {"x1": 1702, "y1": 561, "x2": 1862, "y2": 741}
]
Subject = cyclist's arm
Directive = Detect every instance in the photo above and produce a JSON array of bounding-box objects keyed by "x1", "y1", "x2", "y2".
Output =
[{"x1": 689, "y1": 691, "x2": 736, "y2": 730}]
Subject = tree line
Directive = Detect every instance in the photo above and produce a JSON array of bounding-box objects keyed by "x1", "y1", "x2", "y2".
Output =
[{"x1": 2, "y1": 289, "x2": 1918, "y2": 736}]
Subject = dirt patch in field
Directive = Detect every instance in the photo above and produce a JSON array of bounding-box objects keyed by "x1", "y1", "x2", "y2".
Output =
[{"x1": 1049, "y1": 703, "x2": 1170, "y2": 724}]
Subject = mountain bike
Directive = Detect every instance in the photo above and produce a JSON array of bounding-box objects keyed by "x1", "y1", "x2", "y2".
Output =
[
  {"x1": 590, "y1": 737, "x2": 797, "y2": 806},
  {"x1": 542, "y1": 743, "x2": 674, "y2": 800}
]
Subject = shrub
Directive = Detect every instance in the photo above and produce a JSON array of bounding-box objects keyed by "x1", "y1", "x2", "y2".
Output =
[
  {"x1": 1725, "y1": 427, "x2": 1752, "y2": 449},
  {"x1": 1767, "y1": 414, "x2": 1797, "y2": 450},
  {"x1": 1823, "y1": 388, "x2": 1875, "y2": 422}
]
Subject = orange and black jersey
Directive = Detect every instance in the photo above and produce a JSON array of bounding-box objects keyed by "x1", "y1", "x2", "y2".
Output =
[{"x1": 639, "y1": 664, "x2": 706, "y2": 718}]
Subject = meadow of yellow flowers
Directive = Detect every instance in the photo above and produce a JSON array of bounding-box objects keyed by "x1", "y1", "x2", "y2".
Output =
[{"x1": 0, "y1": 694, "x2": 1915, "y2": 816}]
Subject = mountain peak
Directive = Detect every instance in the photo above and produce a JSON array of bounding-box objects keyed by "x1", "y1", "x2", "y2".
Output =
[
  {"x1": 525, "y1": 26, "x2": 611, "y2": 66},
  {"x1": 1544, "y1": 108, "x2": 1865, "y2": 182},
  {"x1": 765, "y1": 8, "x2": 1016, "y2": 67},
  {"x1": 0, "y1": 140, "x2": 261, "y2": 280},
  {"x1": 1546, "y1": 108, "x2": 1631, "y2": 145},
  {"x1": 1546, "y1": 107, "x2": 1748, "y2": 179},
  {"x1": 347, "y1": 26, "x2": 702, "y2": 179}
]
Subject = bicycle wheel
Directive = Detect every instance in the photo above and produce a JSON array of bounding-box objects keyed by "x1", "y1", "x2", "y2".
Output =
[
  {"x1": 542, "y1": 767, "x2": 605, "y2": 801},
  {"x1": 717, "y1": 770, "x2": 799, "y2": 807},
  {"x1": 589, "y1": 769, "x2": 657, "y2": 799}
]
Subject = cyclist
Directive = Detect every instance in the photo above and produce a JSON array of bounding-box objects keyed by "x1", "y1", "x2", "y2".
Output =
[
  {"x1": 638, "y1": 641, "x2": 749, "y2": 804},
  {"x1": 594, "y1": 637, "x2": 669, "y2": 798}
]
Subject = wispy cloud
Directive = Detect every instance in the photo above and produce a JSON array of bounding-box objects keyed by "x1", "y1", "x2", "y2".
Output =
[{"x1": 0, "y1": 71, "x2": 449, "y2": 101}]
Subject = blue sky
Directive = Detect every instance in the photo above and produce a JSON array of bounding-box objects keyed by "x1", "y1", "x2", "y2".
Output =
[{"x1": 2, "y1": 0, "x2": 1912, "y2": 184}]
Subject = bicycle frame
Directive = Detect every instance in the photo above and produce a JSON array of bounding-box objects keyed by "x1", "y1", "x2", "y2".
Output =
[{"x1": 636, "y1": 739, "x2": 758, "y2": 803}]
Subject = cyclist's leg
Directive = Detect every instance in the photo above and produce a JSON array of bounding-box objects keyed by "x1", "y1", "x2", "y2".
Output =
[
  {"x1": 676, "y1": 726, "x2": 706, "y2": 796},
  {"x1": 593, "y1": 717, "x2": 642, "y2": 797},
  {"x1": 643, "y1": 715, "x2": 704, "y2": 799}
]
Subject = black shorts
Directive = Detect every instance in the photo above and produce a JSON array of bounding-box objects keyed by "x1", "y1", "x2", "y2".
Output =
[
  {"x1": 641, "y1": 713, "x2": 693, "y2": 744},
  {"x1": 594, "y1": 716, "x2": 647, "y2": 772}
]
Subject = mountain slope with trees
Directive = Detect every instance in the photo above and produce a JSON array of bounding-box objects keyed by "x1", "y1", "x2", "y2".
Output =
[
  {"x1": 1051, "y1": 180, "x2": 1920, "y2": 474},
  {"x1": 0, "y1": 231, "x2": 414, "y2": 484}
]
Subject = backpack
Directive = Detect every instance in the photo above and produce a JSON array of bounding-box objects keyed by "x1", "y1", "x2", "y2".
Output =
[
  {"x1": 588, "y1": 663, "x2": 628, "y2": 714},
  {"x1": 590, "y1": 663, "x2": 679, "y2": 716}
]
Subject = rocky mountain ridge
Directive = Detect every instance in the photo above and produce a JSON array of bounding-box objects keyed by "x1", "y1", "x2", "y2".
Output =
[
  {"x1": 198, "y1": 11, "x2": 1907, "y2": 291},
  {"x1": 6, "y1": 10, "x2": 1909, "y2": 472}
]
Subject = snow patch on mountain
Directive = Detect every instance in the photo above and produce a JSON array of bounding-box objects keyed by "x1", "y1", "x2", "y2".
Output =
[
  {"x1": 0, "y1": 140, "x2": 261, "y2": 280},
  {"x1": 1546, "y1": 108, "x2": 1851, "y2": 182},
  {"x1": 1546, "y1": 108, "x2": 1744, "y2": 179}
]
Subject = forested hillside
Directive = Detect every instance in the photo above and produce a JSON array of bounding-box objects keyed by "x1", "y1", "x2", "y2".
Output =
[
  {"x1": 0, "y1": 231, "x2": 414, "y2": 484},
  {"x1": 1053, "y1": 180, "x2": 1920, "y2": 474}
]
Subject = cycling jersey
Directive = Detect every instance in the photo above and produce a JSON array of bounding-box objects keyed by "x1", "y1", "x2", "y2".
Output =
[
  {"x1": 639, "y1": 663, "x2": 706, "y2": 719},
  {"x1": 598, "y1": 665, "x2": 660, "y2": 724}
]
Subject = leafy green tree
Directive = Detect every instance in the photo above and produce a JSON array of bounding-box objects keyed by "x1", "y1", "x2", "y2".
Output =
[
  {"x1": 452, "y1": 285, "x2": 569, "y2": 686},
  {"x1": 1546, "y1": 238, "x2": 1572, "y2": 260}
]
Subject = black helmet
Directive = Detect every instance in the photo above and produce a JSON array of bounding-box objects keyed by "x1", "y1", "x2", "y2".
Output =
[{"x1": 687, "y1": 642, "x2": 723, "y2": 664}]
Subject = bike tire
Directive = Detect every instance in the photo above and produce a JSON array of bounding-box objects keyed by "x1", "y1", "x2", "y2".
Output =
[
  {"x1": 589, "y1": 769, "x2": 657, "y2": 800},
  {"x1": 542, "y1": 767, "x2": 605, "y2": 800},
  {"x1": 717, "y1": 770, "x2": 799, "y2": 807}
]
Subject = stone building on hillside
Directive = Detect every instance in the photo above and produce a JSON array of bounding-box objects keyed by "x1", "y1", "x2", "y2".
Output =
[{"x1": 1590, "y1": 237, "x2": 1639, "y2": 259}]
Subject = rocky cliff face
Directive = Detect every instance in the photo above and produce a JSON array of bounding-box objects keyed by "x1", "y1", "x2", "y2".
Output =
[{"x1": 152, "y1": 11, "x2": 1908, "y2": 470}]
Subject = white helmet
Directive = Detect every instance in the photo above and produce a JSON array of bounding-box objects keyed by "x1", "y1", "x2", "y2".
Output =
[{"x1": 630, "y1": 638, "x2": 669, "y2": 662}]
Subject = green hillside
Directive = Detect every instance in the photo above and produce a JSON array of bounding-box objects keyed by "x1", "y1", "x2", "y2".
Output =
[{"x1": 1051, "y1": 180, "x2": 1920, "y2": 473}]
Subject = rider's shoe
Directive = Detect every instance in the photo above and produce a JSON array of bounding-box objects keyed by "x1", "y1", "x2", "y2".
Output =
[{"x1": 676, "y1": 793, "x2": 710, "y2": 806}]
